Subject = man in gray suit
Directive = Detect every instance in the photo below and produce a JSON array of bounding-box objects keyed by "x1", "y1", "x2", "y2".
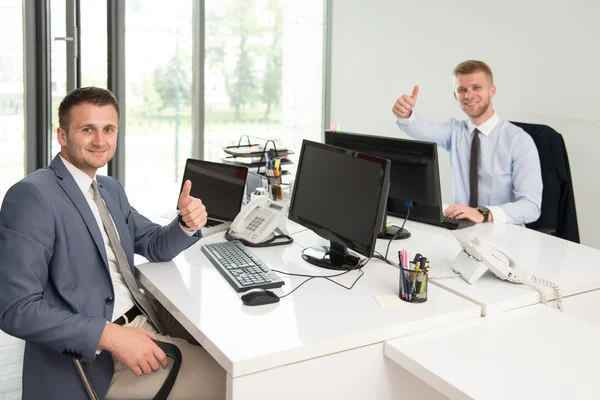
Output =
[{"x1": 0, "y1": 87, "x2": 225, "y2": 399}]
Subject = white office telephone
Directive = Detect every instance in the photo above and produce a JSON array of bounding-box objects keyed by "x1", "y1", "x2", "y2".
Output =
[
  {"x1": 228, "y1": 196, "x2": 289, "y2": 245},
  {"x1": 451, "y1": 231, "x2": 527, "y2": 284},
  {"x1": 451, "y1": 231, "x2": 562, "y2": 310}
]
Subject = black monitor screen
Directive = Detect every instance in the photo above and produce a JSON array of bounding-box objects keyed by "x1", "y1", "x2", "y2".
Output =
[
  {"x1": 325, "y1": 131, "x2": 442, "y2": 221},
  {"x1": 179, "y1": 159, "x2": 248, "y2": 222},
  {"x1": 289, "y1": 140, "x2": 390, "y2": 270}
]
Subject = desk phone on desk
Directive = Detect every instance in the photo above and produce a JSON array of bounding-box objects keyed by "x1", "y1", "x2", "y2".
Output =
[
  {"x1": 451, "y1": 231, "x2": 563, "y2": 310},
  {"x1": 228, "y1": 196, "x2": 289, "y2": 244}
]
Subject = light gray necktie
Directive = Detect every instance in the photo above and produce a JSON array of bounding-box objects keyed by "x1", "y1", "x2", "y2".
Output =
[{"x1": 90, "y1": 180, "x2": 165, "y2": 333}]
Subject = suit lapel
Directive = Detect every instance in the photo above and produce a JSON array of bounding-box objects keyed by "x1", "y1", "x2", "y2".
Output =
[{"x1": 50, "y1": 155, "x2": 110, "y2": 272}]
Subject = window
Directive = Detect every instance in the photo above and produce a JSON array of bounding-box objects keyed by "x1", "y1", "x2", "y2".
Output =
[
  {"x1": 80, "y1": 0, "x2": 108, "y2": 88},
  {"x1": 0, "y1": 0, "x2": 24, "y2": 202},
  {"x1": 205, "y1": 0, "x2": 325, "y2": 161},
  {"x1": 124, "y1": 0, "x2": 193, "y2": 210},
  {"x1": 50, "y1": 0, "x2": 109, "y2": 174}
]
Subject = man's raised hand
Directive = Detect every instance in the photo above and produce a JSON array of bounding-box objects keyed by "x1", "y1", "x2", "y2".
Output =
[
  {"x1": 177, "y1": 180, "x2": 208, "y2": 231},
  {"x1": 392, "y1": 85, "x2": 420, "y2": 119}
]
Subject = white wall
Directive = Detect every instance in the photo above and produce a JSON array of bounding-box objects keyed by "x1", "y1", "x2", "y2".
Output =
[{"x1": 330, "y1": 0, "x2": 600, "y2": 249}]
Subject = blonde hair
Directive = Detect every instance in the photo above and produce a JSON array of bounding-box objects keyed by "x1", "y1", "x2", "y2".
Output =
[{"x1": 453, "y1": 60, "x2": 493, "y2": 84}]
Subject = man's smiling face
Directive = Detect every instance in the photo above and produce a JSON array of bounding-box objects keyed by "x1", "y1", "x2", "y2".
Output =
[
  {"x1": 57, "y1": 103, "x2": 119, "y2": 178},
  {"x1": 454, "y1": 71, "x2": 496, "y2": 125}
]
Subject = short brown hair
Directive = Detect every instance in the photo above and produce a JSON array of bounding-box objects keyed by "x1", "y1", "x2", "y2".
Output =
[
  {"x1": 58, "y1": 87, "x2": 120, "y2": 130},
  {"x1": 453, "y1": 60, "x2": 494, "y2": 84}
]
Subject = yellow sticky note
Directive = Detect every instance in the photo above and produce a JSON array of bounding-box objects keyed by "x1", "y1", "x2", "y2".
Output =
[{"x1": 373, "y1": 295, "x2": 407, "y2": 308}]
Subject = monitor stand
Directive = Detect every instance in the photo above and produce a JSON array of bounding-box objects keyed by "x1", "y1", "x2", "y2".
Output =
[
  {"x1": 379, "y1": 205, "x2": 411, "y2": 240},
  {"x1": 378, "y1": 225, "x2": 411, "y2": 240},
  {"x1": 302, "y1": 241, "x2": 360, "y2": 271}
]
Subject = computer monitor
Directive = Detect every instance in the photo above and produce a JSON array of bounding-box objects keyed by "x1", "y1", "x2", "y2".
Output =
[
  {"x1": 288, "y1": 140, "x2": 391, "y2": 270},
  {"x1": 325, "y1": 130, "x2": 442, "y2": 238},
  {"x1": 178, "y1": 159, "x2": 248, "y2": 223}
]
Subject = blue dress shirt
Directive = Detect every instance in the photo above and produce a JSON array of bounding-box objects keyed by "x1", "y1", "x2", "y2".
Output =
[{"x1": 396, "y1": 113, "x2": 542, "y2": 225}]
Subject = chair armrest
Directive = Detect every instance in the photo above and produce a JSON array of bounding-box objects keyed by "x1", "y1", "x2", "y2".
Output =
[
  {"x1": 74, "y1": 340, "x2": 182, "y2": 400},
  {"x1": 152, "y1": 340, "x2": 182, "y2": 400}
]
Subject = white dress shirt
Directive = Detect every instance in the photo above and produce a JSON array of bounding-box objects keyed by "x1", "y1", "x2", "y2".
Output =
[
  {"x1": 396, "y1": 113, "x2": 543, "y2": 225},
  {"x1": 60, "y1": 155, "x2": 136, "y2": 322}
]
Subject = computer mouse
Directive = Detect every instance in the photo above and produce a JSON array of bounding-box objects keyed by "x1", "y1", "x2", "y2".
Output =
[{"x1": 241, "y1": 288, "x2": 280, "y2": 306}]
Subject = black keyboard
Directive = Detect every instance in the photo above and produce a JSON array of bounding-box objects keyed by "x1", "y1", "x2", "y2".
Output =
[{"x1": 201, "y1": 240, "x2": 285, "y2": 293}]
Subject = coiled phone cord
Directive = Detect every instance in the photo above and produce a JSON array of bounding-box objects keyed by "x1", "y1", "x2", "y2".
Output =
[{"x1": 523, "y1": 275, "x2": 563, "y2": 311}]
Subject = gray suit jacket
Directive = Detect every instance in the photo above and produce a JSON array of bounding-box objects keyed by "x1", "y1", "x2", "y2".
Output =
[{"x1": 0, "y1": 155, "x2": 199, "y2": 399}]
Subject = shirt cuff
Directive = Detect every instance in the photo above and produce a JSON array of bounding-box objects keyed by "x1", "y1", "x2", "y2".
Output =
[
  {"x1": 179, "y1": 223, "x2": 197, "y2": 237},
  {"x1": 395, "y1": 115, "x2": 414, "y2": 125},
  {"x1": 487, "y1": 206, "x2": 506, "y2": 224}
]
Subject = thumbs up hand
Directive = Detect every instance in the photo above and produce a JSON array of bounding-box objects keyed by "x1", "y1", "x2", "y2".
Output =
[
  {"x1": 392, "y1": 85, "x2": 420, "y2": 119},
  {"x1": 177, "y1": 180, "x2": 207, "y2": 231}
]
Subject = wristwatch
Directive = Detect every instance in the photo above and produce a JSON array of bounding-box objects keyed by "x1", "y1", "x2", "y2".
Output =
[{"x1": 477, "y1": 206, "x2": 490, "y2": 223}]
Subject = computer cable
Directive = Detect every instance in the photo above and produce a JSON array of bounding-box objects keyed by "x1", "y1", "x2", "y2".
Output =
[
  {"x1": 374, "y1": 251, "x2": 398, "y2": 268},
  {"x1": 383, "y1": 203, "x2": 412, "y2": 259},
  {"x1": 273, "y1": 257, "x2": 370, "y2": 298}
]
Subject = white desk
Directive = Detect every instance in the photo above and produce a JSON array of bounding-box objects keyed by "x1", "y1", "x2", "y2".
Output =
[
  {"x1": 362, "y1": 218, "x2": 600, "y2": 316},
  {"x1": 385, "y1": 304, "x2": 600, "y2": 400},
  {"x1": 137, "y1": 230, "x2": 481, "y2": 400},
  {"x1": 553, "y1": 289, "x2": 600, "y2": 328},
  {"x1": 135, "y1": 216, "x2": 307, "y2": 266}
]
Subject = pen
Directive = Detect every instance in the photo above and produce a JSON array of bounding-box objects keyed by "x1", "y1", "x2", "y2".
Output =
[
  {"x1": 407, "y1": 270, "x2": 412, "y2": 301},
  {"x1": 412, "y1": 253, "x2": 422, "y2": 265},
  {"x1": 398, "y1": 251, "x2": 406, "y2": 299},
  {"x1": 414, "y1": 263, "x2": 421, "y2": 293},
  {"x1": 419, "y1": 258, "x2": 429, "y2": 294}
]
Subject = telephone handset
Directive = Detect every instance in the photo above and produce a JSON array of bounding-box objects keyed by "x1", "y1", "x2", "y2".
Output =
[
  {"x1": 451, "y1": 231, "x2": 527, "y2": 284},
  {"x1": 451, "y1": 231, "x2": 563, "y2": 310},
  {"x1": 229, "y1": 196, "x2": 289, "y2": 245}
]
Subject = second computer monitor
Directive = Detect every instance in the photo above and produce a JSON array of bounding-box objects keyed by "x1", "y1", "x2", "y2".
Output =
[
  {"x1": 325, "y1": 130, "x2": 442, "y2": 220},
  {"x1": 288, "y1": 140, "x2": 390, "y2": 270}
]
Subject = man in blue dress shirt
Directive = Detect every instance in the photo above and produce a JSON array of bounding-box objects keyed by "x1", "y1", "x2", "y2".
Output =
[{"x1": 392, "y1": 60, "x2": 542, "y2": 225}]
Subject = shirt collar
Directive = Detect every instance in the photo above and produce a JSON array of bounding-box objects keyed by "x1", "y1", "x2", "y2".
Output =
[
  {"x1": 59, "y1": 154, "x2": 96, "y2": 194},
  {"x1": 467, "y1": 112, "x2": 500, "y2": 137}
]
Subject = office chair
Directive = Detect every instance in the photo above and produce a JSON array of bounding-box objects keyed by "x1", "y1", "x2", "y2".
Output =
[
  {"x1": 511, "y1": 122, "x2": 580, "y2": 243},
  {"x1": 74, "y1": 340, "x2": 182, "y2": 400}
]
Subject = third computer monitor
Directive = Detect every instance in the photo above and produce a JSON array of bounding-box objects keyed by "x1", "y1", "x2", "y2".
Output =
[{"x1": 325, "y1": 130, "x2": 443, "y2": 223}]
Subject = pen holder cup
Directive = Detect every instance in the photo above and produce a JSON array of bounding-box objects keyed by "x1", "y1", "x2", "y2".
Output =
[{"x1": 399, "y1": 266, "x2": 429, "y2": 303}]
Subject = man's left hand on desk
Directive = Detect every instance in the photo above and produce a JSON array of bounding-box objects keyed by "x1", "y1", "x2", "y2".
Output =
[{"x1": 444, "y1": 204, "x2": 489, "y2": 223}]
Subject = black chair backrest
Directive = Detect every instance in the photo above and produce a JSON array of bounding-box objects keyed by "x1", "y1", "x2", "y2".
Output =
[{"x1": 510, "y1": 121, "x2": 580, "y2": 243}]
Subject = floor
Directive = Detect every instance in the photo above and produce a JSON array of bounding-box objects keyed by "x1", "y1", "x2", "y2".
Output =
[{"x1": 0, "y1": 330, "x2": 23, "y2": 400}]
